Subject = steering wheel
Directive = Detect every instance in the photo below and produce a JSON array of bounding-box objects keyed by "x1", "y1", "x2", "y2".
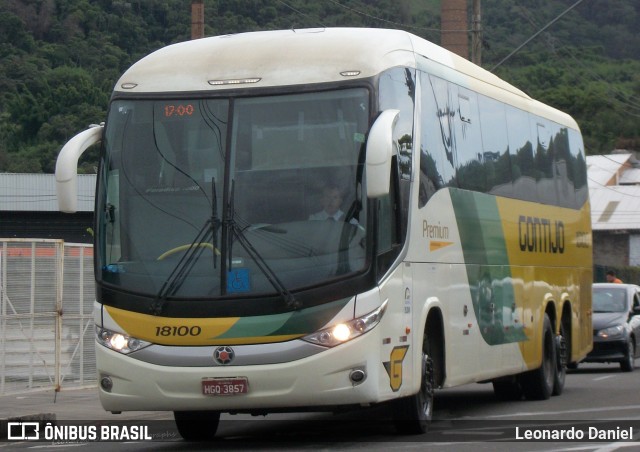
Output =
[{"x1": 157, "y1": 243, "x2": 220, "y2": 260}]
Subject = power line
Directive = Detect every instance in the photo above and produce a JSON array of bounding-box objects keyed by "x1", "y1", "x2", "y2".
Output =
[
  {"x1": 275, "y1": 0, "x2": 326, "y2": 27},
  {"x1": 514, "y1": 4, "x2": 640, "y2": 115},
  {"x1": 322, "y1": 0, "x2": 468, "y2": 33},
  {"x1": 491, "y1": 0, "x2": 586, "y2": 72},
  {"x1": 275, "y1": 0, "x2": 469, "y2": 37}
]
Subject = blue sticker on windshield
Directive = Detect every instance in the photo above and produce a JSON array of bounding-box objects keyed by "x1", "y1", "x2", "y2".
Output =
[{"x1": 227, "y1": 268, "x2": 250, "y2": 293}]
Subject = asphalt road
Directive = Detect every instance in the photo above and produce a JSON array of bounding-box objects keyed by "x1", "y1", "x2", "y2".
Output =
[{"x1": 2, "y1": 362, "x2": 640, "y2": 451}]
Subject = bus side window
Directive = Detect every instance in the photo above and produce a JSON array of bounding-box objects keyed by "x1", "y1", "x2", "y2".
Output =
[{"x1": 418, "y1": 72, "x2": 456, "y2": 208}]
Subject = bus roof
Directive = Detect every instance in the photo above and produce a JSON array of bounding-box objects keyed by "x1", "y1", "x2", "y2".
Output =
[
  {"x1": 114, "y1": 27, "x2": 578, "y2": 129},
  {"x1": 115, "y1": 28, "x2": 513, "y2": 94}
]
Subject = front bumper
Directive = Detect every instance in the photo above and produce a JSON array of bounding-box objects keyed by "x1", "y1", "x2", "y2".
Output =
[
  {"x1": 96, "y1": 326, "x2": 403, "y2": 413},
  {"x1": 583, "y1": 338, "x2": 627, "y2": 363}
]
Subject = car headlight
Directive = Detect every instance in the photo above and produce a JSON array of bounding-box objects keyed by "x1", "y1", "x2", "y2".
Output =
[
  {"x1": 96, "y1": 327, "x2": 151, "y2": 354},
  {"x1": 302, "y1": 300, "x2": 387, "y2": 347},
  {"x1": 597, "y1": 325, "x2": 625, "y2": 339}
]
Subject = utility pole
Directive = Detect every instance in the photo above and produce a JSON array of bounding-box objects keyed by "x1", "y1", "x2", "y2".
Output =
[
  {"x1": 471, "y1": 0, "x2": 482, "y2": 65},
  {"x1": 191, "y1": 0, "x2": 204, "y2": 40}
]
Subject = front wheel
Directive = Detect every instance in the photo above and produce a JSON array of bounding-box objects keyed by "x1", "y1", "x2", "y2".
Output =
[
  {"x1": 174, "y1": 411, "x2": 220, "y2": 441},
  {"x1": 621, "y1": 340, "x2": 635, "y2": 372},
  {"x1": 393, "y1": 339, "x2": 435, "y2": 434}
]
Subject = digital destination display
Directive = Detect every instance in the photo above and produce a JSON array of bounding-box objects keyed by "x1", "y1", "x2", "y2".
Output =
[{"x1": 163, "y1": 104, "x2": 194, "y2": 118}]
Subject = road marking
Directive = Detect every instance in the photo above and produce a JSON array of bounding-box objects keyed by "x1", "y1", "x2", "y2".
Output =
[
  {"x1": 593, "y1": 375, "x2": 616, "y2": 381},
  {"x1": 544, "y1": 445, "x2": 639, "y2": 452},
  {"x1": 595, "y1": 438, "x2": 640, "y2": 452},
  {"x1": 456, "y1": 404, "x2": 640, "y2": 419}
]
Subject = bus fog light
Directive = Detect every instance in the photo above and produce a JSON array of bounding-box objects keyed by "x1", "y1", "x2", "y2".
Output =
[
  {"x1": 100, "y1": 376, "x2": 113, "y2": 392},
  {"x1": 349, "y1": 368, "x2": 367, "y2": 385},
  {"x1": 302, "y1": 300, "x2": 387, "y2": 348}
]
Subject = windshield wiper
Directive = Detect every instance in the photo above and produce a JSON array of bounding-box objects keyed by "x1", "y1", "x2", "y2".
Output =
[
  {"x1": 151, "y1": 220, "x2": 214, "y2": 315},
  {"x1": 151, "y1": 179, "x2": 221, "y2": 315},
  {"x1": 223, "y1": 181, "x2": 301, "y2": 310}
]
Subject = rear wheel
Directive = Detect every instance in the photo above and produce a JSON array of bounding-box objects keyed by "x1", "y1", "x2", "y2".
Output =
[
  {"x1": 521, "y1": 314, "x2": 556, "y2": 400},
  {"x1": 393, "y1": 337, "x2": 435, "y2": 434},
  {"x1": 174, "y1": 410, "x2": 220, "y2": 441},
  {"x1": 621, "y1": 340, "x2": 635, "y2": 372}
]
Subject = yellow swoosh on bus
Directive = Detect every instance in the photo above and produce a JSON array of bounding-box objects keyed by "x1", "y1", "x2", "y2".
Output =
[
  {"x1": 105, "y1": 306, "x2": 241, "y2": 345},
  {"x1": 429, "y1": 240, "x2": 454, "y2": 252}
]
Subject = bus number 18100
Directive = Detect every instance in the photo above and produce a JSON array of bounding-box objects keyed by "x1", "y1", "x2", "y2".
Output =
[{"x1": 155, "y1": 326, "x2": 202, "y2": 337}]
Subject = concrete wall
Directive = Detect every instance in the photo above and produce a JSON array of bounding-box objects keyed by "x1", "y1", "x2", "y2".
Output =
[{"x1": 593, "y1": 230, "x2": 629, "y2": 267}]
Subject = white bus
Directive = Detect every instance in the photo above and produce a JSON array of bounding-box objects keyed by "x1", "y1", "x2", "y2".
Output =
[{"x1": 56, "y1": 28, "x2": 592, "y2": 439}]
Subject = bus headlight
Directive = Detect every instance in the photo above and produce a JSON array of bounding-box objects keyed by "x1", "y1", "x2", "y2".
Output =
[
  {"x1": 302, "y1": 300, "x2": 387, "y2": 347},
  {"x1": 96, "y1": 327, "x2": 151, "y2": 354}
]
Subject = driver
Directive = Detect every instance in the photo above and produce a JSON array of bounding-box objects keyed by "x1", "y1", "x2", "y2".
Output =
[{"x1": 309, "y1": 184, "x2": 356, "y2": 223}]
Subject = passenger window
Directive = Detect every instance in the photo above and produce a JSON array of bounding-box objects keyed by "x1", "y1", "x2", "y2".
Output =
[
  {"x1": 477, "y1": 95, "x2": 511, "y2": 197},
  {"x1": 418, "y1": 73, "x2": 456, "y2": 208},
  {"x1": 505, "y1": 106, "x2": 535, "y2": 203},
  {"x1": 453, "y1": 87, "x2": 483, "y2": 192},
  {"x1": 379, "y1": 67, "x2": 415, "y2": 181},
  {"x1": 532, "y1": 118, "x2": 558, "y2": 206}
]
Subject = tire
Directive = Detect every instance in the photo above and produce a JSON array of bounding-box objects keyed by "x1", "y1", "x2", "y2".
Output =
[
  {"x1": 620, "y1": 340, "x2": 635, "y2": 372},
  {"x1": 393, "y1": 337, "x2": 435, "y2": 434},
  {"x1": 552, "y1": 323, "x2": 567, "y2": 396},
  {"x1": 492, "y1": 377, "x2": 523, "y2": 401},
  {"x1": 521, "y1": 314, "x2": 556, "y2": 400},
  {"x1": 174, "y1": 410, "x2": 220, "y2": 441}
]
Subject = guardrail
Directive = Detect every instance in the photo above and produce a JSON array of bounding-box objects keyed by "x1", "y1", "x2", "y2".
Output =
[{"x1": 0, "y1": 239, "x2": 95, "y2": 395}]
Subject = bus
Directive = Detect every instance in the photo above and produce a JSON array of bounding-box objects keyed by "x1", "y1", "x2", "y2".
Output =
[{"x1": 55, "y1": 28, "x2": 592, "y2": 439}]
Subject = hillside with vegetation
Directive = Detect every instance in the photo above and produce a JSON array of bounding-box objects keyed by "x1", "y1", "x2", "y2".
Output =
[{"x1": 0, "y1": 0, "x2": 638, "y2": 173}]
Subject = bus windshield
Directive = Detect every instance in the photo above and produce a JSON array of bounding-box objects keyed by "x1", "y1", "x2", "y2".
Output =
[{"x1": 97, "y1": 88, "x2": 370, "y2": 299}]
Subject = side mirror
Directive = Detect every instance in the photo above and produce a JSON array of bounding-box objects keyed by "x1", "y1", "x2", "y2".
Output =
[
  {"x1": 365, "y1": 109, "x2": 399, "y2": 198},
  {"x1": 55, "y1": 125, "x2": 103, "y2": 213}
]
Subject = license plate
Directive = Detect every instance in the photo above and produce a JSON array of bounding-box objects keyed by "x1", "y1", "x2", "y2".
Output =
[{"x1": 202, "y1": 377, "x2": 249, "y2": 396}]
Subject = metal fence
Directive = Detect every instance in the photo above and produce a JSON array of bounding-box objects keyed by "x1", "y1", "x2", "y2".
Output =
[{"x1": 0, "y1": 239, "x2": 96, "y2": 395}]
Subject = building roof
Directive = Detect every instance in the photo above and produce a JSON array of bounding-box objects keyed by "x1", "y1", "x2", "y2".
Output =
[
  {"x1": 587, "y1": 153, "x2": 640, "y2": 231},
  {"x1": 587, "y1": 153, "x2": 633, "y2": 187},
  {"x1": 0, "y1": 173, "x2": 95, "y2": 212}
]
